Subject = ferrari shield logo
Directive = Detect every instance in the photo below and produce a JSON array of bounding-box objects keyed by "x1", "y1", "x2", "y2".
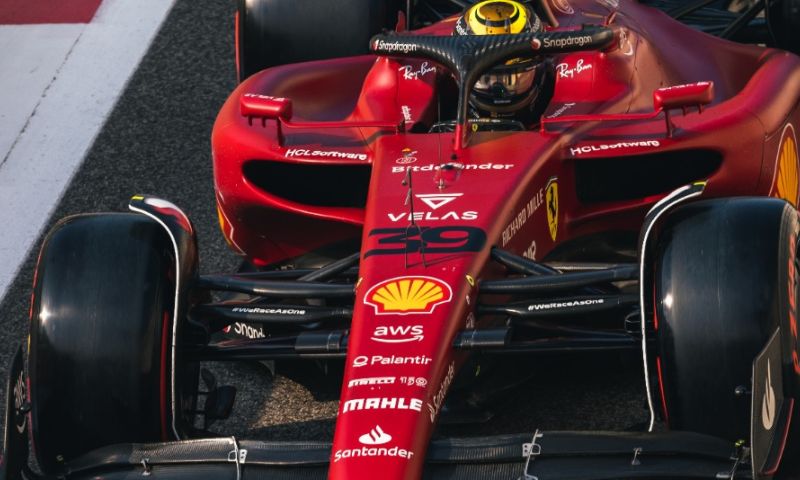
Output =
[
  {"x1": 546, "y1": 178, "x2": 558, "y2": 241},
  {"x1": 774, "y1": 124, "x2": 799, "y2": 207},
  {"x1": 365, "y1": 276, "x2": 452, "y2": 315}
]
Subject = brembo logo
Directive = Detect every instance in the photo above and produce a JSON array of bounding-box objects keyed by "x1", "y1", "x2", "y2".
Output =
[
  {"x1": 373, "y1": 39, "x2": 418, "y2": 53},
  {"x1": 543, "y1": 35, "x2": 593, "y2": 49}
]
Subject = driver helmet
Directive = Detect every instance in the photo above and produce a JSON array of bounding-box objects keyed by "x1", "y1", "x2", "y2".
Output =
[{"x1": 453, "y1": 0, "x2": 544, "y2": 116}]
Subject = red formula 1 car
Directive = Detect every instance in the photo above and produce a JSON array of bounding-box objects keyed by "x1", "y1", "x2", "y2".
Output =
[{"x1": 4, "y1": 0, "x2": 800, "y2": 479}]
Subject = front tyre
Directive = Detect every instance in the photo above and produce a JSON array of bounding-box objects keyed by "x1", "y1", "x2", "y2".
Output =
[
  {"x1": 652, "y1": 198, "x2": 800, "y2": 441},
  {"x1": 28, "y1": 213, "x2": 187, "y2": 473}
]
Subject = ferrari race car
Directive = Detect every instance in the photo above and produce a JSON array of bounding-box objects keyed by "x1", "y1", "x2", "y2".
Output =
[{"x1": 3, "y1": 0, "x2": 800, "y2": 478}]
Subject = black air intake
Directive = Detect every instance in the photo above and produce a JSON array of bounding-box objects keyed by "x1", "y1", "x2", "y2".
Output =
[
  {"x1": 243, "y1": 160, "x2": 370, "y2": 208},
  {"x1": 575, "y1": 149, "x2": 721, "y2": 204}
]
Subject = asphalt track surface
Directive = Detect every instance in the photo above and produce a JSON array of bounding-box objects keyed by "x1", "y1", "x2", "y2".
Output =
[{"x1": 0, "y1": 0, "x2": 648, "y2": 443}]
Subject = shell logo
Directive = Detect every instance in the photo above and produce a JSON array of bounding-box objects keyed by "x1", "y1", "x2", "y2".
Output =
[
  {"x1": 364, "y1": 276, "x2": 453, "y2": 315},
  {"x1": 774, "y1": 124, "x2": 799, "y2": 207}
]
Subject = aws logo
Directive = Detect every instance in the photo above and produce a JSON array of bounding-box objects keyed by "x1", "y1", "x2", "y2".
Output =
[{"x1": 364, "y1": 276, "x2": 452, "y2": 315}]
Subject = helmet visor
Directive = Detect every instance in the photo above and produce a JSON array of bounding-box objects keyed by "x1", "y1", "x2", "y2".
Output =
[{"x1": 474, "y1": 63, "x2": 536, "y2": 100}]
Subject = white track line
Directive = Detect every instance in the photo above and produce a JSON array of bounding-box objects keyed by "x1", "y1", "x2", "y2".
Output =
[{"x1": 0, "y1": 0, "x2": 176, "y2": 301}]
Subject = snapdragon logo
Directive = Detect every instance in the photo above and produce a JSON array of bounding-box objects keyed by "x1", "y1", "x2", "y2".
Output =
[
  {"x1": 373, "y1": 40, "x2": 418, "y2": 54},
  {"x1": 543, "y1": 35, "x2": 593, "y2": 49}
]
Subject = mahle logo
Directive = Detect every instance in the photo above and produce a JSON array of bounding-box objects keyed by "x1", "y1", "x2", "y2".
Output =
[{"x1": 365, "y1": 276, "x2": 452, "y2": 315}]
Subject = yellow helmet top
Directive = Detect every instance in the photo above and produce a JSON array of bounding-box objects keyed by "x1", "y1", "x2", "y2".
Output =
[{"x1": 456, "y1": 0, "x2": 539, "y2": 35}]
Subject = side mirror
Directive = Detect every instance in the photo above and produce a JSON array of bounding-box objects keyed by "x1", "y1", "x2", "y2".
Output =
[
  {"x1": 653, "y1": 81, "x2": 714, "y2": 112},
  {"x1": 653, "y1": 82, "x2": 714, "y2": 137},
  {"x1": 240, "y1": 93, "x2": 293, "y2": 121}
]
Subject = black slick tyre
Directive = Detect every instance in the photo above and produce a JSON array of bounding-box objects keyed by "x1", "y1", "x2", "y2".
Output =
[
  {"x1": 652, "y1": 198, "x2": 800, "y2": 441},
  {"x1": 236, "y1": 0, "x2": 397, "y2": 81},
  {"x1": 28, "y1": 213, "x2": 181, "y2": 473}
]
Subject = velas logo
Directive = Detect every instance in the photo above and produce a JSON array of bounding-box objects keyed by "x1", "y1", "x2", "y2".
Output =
[
  {"x1": 416, "y1": 193, "x2": 462, "y2": 210},
  {"x1": 359, "y1": 425, "x2": 392, "y2": 445},
  {"x1": 364, "y1": 276, "x2": 453, "y2": 315}
]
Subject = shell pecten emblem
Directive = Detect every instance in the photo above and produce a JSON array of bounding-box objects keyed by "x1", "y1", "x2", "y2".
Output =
[
  {"x1": 774, "y1": 124, "x2": 799, "y2": 207},
  {"x1": 365, "y1": 276, "x2": 453, "y2": 315}
]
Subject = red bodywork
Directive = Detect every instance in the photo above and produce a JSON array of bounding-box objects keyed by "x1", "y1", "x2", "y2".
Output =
[{"x1": 211, "y1": 0, "x2": 800, "y2": 478}]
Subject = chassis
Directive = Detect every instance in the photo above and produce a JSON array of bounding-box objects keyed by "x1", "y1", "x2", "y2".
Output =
[{"x1": 3, "y1": 0, "x2": 800, "y2": 479}]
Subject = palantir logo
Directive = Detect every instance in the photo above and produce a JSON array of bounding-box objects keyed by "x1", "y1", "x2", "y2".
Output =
[{"x1": 359, "y1": 425, "x2": 392, "y2": 445}]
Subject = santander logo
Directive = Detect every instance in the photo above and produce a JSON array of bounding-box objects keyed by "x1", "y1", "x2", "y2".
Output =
[{"x1": 359, "y1": 425, "x2": 392, "y2": 445}]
